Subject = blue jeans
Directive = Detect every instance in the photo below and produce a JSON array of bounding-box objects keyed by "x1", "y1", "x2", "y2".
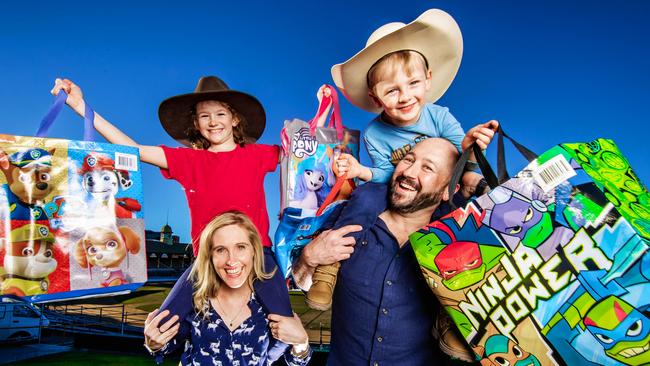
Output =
[{"x1": 158, "y1": 247, "x2": 293, "y2": 338}]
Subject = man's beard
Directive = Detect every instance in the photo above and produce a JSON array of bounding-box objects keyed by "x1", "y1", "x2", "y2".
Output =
[{"x1": 388, "y1": 175, "x2": 444, "y2": 214}]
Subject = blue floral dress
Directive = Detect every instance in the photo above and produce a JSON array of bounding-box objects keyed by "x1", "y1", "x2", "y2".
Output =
[{"x1": 155, "y1": 293, "x2": 311, "y2": 366}]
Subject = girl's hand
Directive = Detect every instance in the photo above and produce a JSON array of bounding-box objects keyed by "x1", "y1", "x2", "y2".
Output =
[
  {"x1": 267, "y1": 312, "x2": 309, "y2": 345},
  {"x1": 143, "y1": 309, "x2": 180, "y2": 352},
  {"x1": 461, "y1": 120, "x2": 499, "y2": 151},
  {"x1": 316, "y1": 84, "x2": 332, "y2": 104},
  {"x1": 51, "y1": 78, "x2": 85, "y2": 115}
]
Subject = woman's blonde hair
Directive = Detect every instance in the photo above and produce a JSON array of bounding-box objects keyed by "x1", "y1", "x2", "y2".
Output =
[
  {"x1": 366, "y1": 50, "x2": 429, "y2": 92},
  {"x1": 190, "y1": 211, "x2": 273, "y2": 317},
  {"x1": 185, "y1": 101, "x2": 248, "y2": 150}
]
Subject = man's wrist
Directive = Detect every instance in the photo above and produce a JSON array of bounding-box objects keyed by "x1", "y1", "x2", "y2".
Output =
[{"x1": 302, "y1": 243, "x2": 317, "y2": 268}]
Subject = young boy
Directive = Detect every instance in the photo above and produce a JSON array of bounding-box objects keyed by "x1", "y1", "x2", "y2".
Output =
[
  {"x1": 331, "y1": 9, "x2": 497, "y2": 195},
  {"x1": 307, "y1": 9, "x2": 496, "y2": 362}
]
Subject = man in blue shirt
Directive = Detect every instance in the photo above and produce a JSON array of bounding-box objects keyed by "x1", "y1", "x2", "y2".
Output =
[{"x1": 293, "y1": 138, "x2": 461, "y2": 365}]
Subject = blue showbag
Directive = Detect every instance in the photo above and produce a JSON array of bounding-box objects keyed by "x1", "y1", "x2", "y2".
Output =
[
  {"x1": 0, "y1": 92, "x2": 147, "y2": 303},
  {"x1": 273, "y1": 201, "x2": 344, "y2": 279}
]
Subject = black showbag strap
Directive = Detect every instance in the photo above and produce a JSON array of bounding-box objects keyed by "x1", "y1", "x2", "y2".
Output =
[
  {"x1": 447, "y1": 124, "x2": 538, "y2": 209},
  {"x1": 496, "y1": 124, "x2": 538, "y2": 183}
]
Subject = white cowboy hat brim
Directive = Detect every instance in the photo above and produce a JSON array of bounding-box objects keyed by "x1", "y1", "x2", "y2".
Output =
[{"x1": 331, "y1": 9, "x2": 463, "y2": 113}]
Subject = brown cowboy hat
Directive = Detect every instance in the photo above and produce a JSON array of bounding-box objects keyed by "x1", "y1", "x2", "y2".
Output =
[{"x1": 158, "y1": 76, "x2": 266, "y2": 146}]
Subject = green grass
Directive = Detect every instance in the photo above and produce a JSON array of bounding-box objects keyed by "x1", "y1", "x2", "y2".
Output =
[{"x1": 12, "y1": 350, "x2": 178, "y2": 365}]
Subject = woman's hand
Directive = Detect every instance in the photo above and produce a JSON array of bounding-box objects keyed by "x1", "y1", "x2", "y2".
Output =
[
  {"x1": 143, "y1": 309, "x2": 180, "y2": 352},
  {"x1": 267, "y1": 312, "x2": 309, "y2": 346},
  {"x1": 50, "y1": 78, "x2": 85, "y2": 116}
]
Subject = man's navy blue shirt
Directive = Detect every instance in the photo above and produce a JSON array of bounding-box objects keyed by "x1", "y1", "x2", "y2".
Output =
[{"x1": 324, "y1": 183, "x2": 449, "y2": 366}]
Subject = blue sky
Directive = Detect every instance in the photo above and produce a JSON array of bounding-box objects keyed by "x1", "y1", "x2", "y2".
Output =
[{"x1": 1, "y1": 0, "x2": 648, "y2": 243}]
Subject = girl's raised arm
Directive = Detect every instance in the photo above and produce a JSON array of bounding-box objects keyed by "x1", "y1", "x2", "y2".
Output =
[{"x1": 51, "y1": 78, "x2": 168, "y2": 169}]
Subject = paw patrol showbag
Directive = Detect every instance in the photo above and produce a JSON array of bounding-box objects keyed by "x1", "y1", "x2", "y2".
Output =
[
  {"x1": 411, "y1": 127, "x2": 650, "y2": 366},
  {"x1": 0, "y1": 92, "x2": 147, "y2": 303},
  {"x1": 279, "y1": 85, "x2": 360, "y2": 216}
]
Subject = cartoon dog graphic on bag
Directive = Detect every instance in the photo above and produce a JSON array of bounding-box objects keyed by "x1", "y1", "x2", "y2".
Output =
[
  {"x1": 79, "y1": 152, "x2": 141, "y2": 219},
  {"x1": 0, "y1": 147, "x2": 55, "y2": 221},
  {"x1": 73, "y1": 225, "x2": 140, "y2": 287},
  {"x1": 0, "y1": 222, "x2": 57, "y2": 296}
]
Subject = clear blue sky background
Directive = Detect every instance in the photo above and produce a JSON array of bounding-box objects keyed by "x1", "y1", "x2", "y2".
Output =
[{"x1": 1, "y1": 0, "x2": 648, "y2": 244}]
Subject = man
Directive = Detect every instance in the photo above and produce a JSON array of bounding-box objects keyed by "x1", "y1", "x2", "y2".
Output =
[{"x1": 292, "y1": 138, "x2": 465, "y2": 366}]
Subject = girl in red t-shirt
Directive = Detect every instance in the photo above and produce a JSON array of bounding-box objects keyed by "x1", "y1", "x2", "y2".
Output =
[{"x1": 51, "y1": 76, "x2": 294, "y2": 336}]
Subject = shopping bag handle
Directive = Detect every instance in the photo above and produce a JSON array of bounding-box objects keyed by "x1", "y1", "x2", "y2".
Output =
[
  {"x1": 495, "y1": 124, "x2": 537, "y2": 182},
  {"x1": 308, "y1": 84, "x2": 344, "y2": 140},
  {"x1": 36, "y1": 91, "x2": 95, "y2": 141},
  {"x1": 448, "y1": 124, "x2": 538, "y2": 206}
]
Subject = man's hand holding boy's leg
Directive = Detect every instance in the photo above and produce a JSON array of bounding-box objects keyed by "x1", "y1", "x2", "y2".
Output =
[{"x1": 292, "y1": 225, "x2": 362, "y2": 290}]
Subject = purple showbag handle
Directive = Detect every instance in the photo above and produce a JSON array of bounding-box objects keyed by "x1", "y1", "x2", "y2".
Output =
[{"x1": 36, "y1": 90, "x2": 95, "y2": 141}]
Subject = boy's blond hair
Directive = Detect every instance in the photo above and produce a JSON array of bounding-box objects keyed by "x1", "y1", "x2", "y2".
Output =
[{"x1": 366, "y1": 50, "x2": 429, "y2": 92}]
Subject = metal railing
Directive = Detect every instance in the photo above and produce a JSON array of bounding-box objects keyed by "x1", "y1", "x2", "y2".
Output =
[{"x1": 42, "y1": 303, "x2": 148, "y2": 336}]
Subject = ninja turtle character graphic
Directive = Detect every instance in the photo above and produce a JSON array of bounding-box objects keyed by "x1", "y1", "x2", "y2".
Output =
[
  {"x1": 475, "y1": 334, "x2": 542, "y2": 366},
  {"x1": 412, "y1": 215, "x2": 505, "y2": 291},
  {"x1": 484, "y1": 186, "x2": 575, "y2": 260},
  {"x1": 584, "y1": 296, "x2": 650, "y2": 366},
  {"x1": 411, "y1": 210, "x2": 506, "y2": 338}
]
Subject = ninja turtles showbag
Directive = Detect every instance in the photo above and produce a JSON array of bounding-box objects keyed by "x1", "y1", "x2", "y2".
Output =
[
  {"x1": 0, "y1": 92, "x2": 147, "y2": 302},
  {"x1": 411, "y1": 128, "x2": 650, "y2": 366}
]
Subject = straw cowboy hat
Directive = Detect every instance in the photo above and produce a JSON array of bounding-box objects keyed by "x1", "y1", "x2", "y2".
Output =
[
  {"x1": 331, "y1": 9, "x2": 463, "y2": 113},
  {"x1": 158, "y1": 76, "x2": 266, "y2": 146}
]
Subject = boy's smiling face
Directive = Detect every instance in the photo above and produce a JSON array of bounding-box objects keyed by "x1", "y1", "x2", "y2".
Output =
[{"x1": 369, "y1": 55, "x2": 432, "y2": 127}]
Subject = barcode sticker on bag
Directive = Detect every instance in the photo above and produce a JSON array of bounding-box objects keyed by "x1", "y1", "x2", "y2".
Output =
[
  {"x1": 115, "y1": 152, "x2": 138, "y2": 171},
  {"x1": 532, "y1": 154, "x2": 576, "y2": 192}
]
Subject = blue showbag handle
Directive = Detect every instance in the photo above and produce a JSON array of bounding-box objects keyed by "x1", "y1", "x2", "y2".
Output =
[{"x1": 36, "y1": 90, "x2": 95, "y2": 141}]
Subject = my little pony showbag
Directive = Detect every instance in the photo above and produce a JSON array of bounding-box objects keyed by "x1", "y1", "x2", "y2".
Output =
[
  {"x1": 274, "y1": 85, "x2": 360, "y2": 281},
  {"x1": 279, "y1": 85, "x2": 360, "y2": 216}
]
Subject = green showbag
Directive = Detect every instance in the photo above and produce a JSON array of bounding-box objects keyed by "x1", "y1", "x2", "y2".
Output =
[{"x1": 411, "y1": 138, "x2": 650, "y2": 366}]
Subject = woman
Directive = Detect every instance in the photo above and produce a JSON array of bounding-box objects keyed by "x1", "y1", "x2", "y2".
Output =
[
  {"x1": 52, "y1": 76, "x2": 293, "y2": 336},
  {"x1": 143, "y1": 211, "x2": 311, "y2": 365}
]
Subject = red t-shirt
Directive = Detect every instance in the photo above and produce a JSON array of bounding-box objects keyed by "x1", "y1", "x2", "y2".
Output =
[{"x1": 160, "y1": 144, "x2": 280, "y2": 255}]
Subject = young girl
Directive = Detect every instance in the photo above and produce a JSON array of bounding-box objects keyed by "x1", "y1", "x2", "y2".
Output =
[
  {"x1": 143, "y1": 211, "x2": 311, "y2": 365},
  {"x1": 51, "y1": 76, "x2": 293, "y2": 327}
]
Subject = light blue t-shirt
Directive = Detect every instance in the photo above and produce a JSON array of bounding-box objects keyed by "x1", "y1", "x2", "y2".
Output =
[{"x1": 364, "y1": 103, "x2": 465, "y2": 183}]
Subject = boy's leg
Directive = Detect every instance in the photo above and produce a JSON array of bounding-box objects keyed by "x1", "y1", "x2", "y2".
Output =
[
  {"x1": 158, "y1": 266, "x2": 194, "y2": 339},
  {"x1": 305, "y1": 262, "x2": 340, "y2": 311},
  {"x1": 253, "y1": 247, "x2": 293, "y2": 317}
]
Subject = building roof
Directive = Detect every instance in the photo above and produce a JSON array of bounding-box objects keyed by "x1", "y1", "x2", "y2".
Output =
[
  {"x1": 146, "y1": 240, "x2": 191, "y2": 255},
  {"x1": 161, "y1": 224, "x2": 173, "y2": 233}
]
